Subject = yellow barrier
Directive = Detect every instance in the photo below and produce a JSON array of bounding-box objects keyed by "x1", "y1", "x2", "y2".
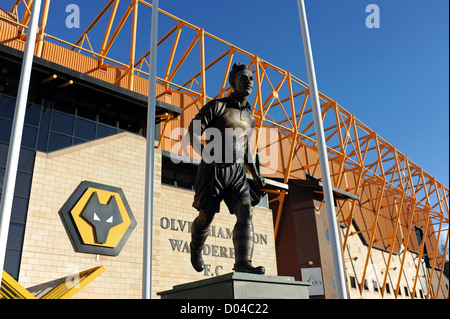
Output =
[{"x1": 1, "y1": 266, "x2": 105, "y2": 299}]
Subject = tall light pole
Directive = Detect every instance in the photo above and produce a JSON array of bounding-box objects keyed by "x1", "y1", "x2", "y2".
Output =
[
  {"x1": 142, "y1": 0, "x2": 159, "y2": 299},
  {"x1": 0, "y1": 0, "x2": 42, "y2": 287},
  {"x1": 297, "y1": 0, "x2": 347, "y2": 299}
]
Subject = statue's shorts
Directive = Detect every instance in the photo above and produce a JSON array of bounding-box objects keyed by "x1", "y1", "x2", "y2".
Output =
[{"x1": 192, "y1": 161, "x2": 264, "y2": 215}]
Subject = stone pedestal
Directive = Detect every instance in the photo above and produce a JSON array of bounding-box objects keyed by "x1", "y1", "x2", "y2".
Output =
[{"x1": 158, "y1": 272, "x2": 310, "y2": 299}]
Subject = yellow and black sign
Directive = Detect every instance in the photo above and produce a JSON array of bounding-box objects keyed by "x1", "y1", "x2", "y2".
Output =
[{"x1": 59, "y1": 181, "x2": 137, "y2": 256}]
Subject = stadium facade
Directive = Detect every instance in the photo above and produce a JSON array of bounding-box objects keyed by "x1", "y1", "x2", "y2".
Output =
[{"x1": 0, "y1": 2, "x2": 448, "y2": 299}]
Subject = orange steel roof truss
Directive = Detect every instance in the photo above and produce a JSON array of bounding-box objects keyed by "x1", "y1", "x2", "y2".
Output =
[{"x1": 1, "y1": 0, "x2": 448, "y2": 299}]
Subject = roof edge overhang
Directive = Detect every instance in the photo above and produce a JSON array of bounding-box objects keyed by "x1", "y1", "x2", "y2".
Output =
[{"x1": 0, "y1": 43, "x2": 181, "y2": 117}]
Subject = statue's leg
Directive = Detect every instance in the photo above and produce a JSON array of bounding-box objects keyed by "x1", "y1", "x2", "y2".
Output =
[
  {"x1": 232, "y1": 197, "x2": 265, "y2": 274},
  {"x1": 190, "y1": 209, "x2": 214, "y2": 272}
]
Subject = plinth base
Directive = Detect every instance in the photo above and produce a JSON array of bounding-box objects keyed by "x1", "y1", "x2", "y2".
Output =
[{"x1": 157, "y1": 272, "x2": 310, "y2": 299}]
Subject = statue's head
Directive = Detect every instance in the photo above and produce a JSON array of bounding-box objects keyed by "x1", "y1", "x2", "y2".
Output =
[{"x1": 229, "y1": 63, "x2": 254, "y2": 97}]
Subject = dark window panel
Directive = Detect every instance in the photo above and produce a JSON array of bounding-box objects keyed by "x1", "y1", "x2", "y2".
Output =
[
  {"x1": 51, "y1": 111, "x2": 74, "y2": 135},
  {"x1": 96, "y1": 124, "x2": 116, "y2": 139},
  {"x1": 4, "y1": 249, "x2": 21, "y2": 279},
  {"x1": 24, "y1": 104, "x2": 41, "y2": 126},
  {"x1": 21, "y1": 125, "x2": 37, "y2": 149},
  {"x1": 0, "y1": 167, "x2": 4, "y2": 194},
  {"x1": 48, "y1": 132, "x2": 72, "y2": 152},
  {"x1": 18, "y1": 148, "x2": 35, "y2": 173},
  {"x1": 13, "y1": 171, "x2": 32, "y2": 198},
  {"x1": 6, "y1": 222, "x2": 25, "y2": 250},
  {"x1": 0, "y1": 118, "x2": 12, "y2": 143},
  {"x1": 0, "y1": 95, "x2": 15, "y2": 119},
  {"x1": 74, "y1": 118, "x2": 95, "y2": 140},
  {"x1": 36, "y1": 108, "x2": 51, "y2": 152},
  {"x1": 11, "y1": 196, "x2": 29, "y2": 224},
  {"x1": 73, "y1": 138, "x2": 87, "y2": 146},
  {"x1": 0, "y1": 142, "x2": 8, "y2": 167}
]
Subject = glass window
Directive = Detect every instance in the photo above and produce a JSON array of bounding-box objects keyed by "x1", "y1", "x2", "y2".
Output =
[
  {"x1": 0, "y1": 167, "x2": 5, "y2": 194},
  {"x1": 74, "y1": 118, "x2": 95, "y2": 140},
  {"x1": 0, "y1": 95, "x2": 15, "y2": 119},
  {"x1": 176, "y1": 171, "x2": 193, "y2": 189},
  {"x1": 48, "y1": 132, "x2": 72, "y2": 152},
  {"x1": 6, "y1": 223, "x2": 25, "y2": 250},
  {"x1": 4, "y1": 249, "x2": 21, "y2": 280},
  {"x1": 0, "y1": 118, "x2": 12, "y2": 143},
  {"x1": 18, "y1": 148, "x2": 35, "y2": 173},
  {"x1": 51, "y1": 111, "x2": 74, "y2": 135},
  {"x1": 11, "y1": 196, "x2": 29, "y2": 224},
  {"x1": 349, "y1": 276, "x2": 357, "y2": 289},
  {"x1": 0, "y1": 142, "x2": 8, "y2": 167},
  {"x1": 373, "y1": 280, "x2": 379, "y2": 292},
  {"x1": 363, "y1": 279, "x2": 369, "y2": 290},
  {"x1": 25, "y1": 104, "x2": 41, "y2": 126},
  {"x1": 37, "y1": 109, "x2": 51, "y2": 152},
  {"x1": 161, "y1": 156, "x2": 198, "y2": 190},
  {"x1": 162, "y1": 168, "x2": 175, "y2": 186},
  {"x1": 13, "y1": 172, "x2": 32, "y2": 198},
  {"x1": 21, "y1": 125, "x2": 37, "y2": 149},
  {"x1": 73, "y1": 138, "x2": 87, "y2": 146},
  {"x1": 96, "y1": 124, "x2": 116, "y2": 139}
]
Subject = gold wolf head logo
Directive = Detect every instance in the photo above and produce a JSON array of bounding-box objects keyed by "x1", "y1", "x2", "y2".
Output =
[{"x1": 60, "y1": 181, "x2": 136, "y2": 256}]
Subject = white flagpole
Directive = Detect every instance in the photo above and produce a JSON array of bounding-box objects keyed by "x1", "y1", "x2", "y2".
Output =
[
  {"x1": 0, "y1": 0, "x2": 42, "y2": 285},
  {"x1": 297, "y1": 0, "x2": 347, "y2": 299},
  {"x1": 142, "y1": 0, "x2": 159, "y2": 299}
]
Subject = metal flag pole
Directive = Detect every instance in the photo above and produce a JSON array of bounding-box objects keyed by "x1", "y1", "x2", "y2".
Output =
[
  {"x1": 0, "y1": 0, "x2": 42, "y2": 287},
  {"x1": 296, "y1": 0, "x2": 347, "y2": 299},
  {"x1": 142, "y1": 0, "x2": 159, "y2": 299}
]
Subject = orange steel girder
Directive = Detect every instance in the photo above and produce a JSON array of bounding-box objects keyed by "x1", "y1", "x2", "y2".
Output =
[{"x1": 4, "y1": 0, "x2": 449, "y2": 299}]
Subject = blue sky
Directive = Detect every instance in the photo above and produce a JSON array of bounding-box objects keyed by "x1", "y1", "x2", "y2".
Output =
[{"x1": 2, "y1": 0, "x2": 449, "y2": 188}]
